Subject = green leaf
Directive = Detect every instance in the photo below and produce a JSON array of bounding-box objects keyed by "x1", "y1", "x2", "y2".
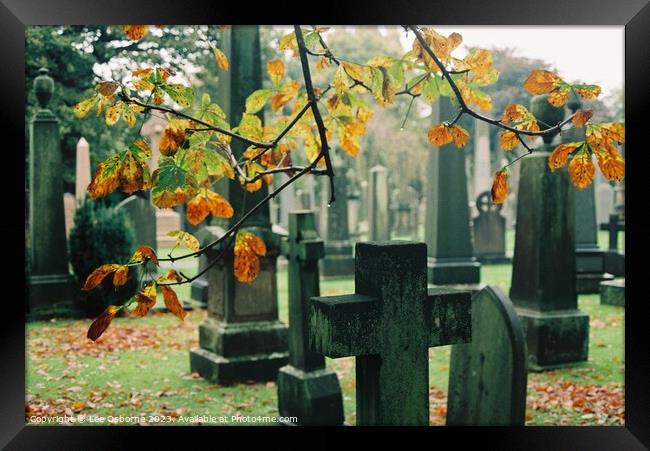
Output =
[
  {"x1": 151, "y1": 157, "x2": 198, "y2": 209},
  {"x1": 422, "y1": 76, "x2": 440, "y2": 103},
  {"x1": 245, "y1": 89, "x2": 273, "y2": 114},
  {"x1": 161, "y1": 83, "x2": 194, "y2": 109},
  {"x1": 204, "y1": 148, "x2": 234, "y2": 179}
]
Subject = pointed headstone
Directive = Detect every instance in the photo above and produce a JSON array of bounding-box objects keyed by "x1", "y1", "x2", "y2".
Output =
[{"x1": 75, "y1": 137, "x2": 91, "y2": 202}]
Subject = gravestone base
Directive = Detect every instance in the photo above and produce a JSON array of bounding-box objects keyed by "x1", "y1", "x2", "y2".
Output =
[
  {"x1": 515, "y1": 307, "x2": 589, "y2": 372},
  {"x1": 190, "y1": 319, "x2": 288, "y2": 384},
  {"x1": 28, "y1": 274, "x2": 81, "y2": 320},
  {"x1": 476, "y1": 253, "x2": 513, "y2": 265},
  {"x1": 277, "y1": 366, "x2": 344, "y2": 425},
  {"x1": 577, "y1": 272, "x2": 614, "y2": 294},
  {"x1": 428, "y1": 283, "x2": 485, "y2": 297},
  {"x1": 427, "y1": 257, "x2": 481, "y2": 285},
  {"x1": 321, "y1": 241, "x2": 355, "y2": 277},
  {"x1": 600, "y1": 279, "x2": 625, "y2": 307},
  {"x1": 603, "y1": 251, "x2": 625, "y2": 277},
  {"x1": 190, "y1": 279, "x2": 208, "y2": 308}
]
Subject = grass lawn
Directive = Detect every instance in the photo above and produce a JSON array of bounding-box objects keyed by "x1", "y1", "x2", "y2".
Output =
[{"x1": 27, "y1": 232, "x2": 624, "y2": 426}]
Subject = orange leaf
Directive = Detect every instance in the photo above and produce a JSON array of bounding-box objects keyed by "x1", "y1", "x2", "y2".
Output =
[
  {"x1": 112, "y1": 265, "x2": 129, "y2": 287},
  {"x1": 450, "y1": 125, "x2": 469, "y2": 148},
  {"x1": 568, "y1": 149, "x2": 595, "y2": 189},
  {"x1": 159, "y1": 121, "x2": 187, "y2": 157},
  {"x1": 267, "y1": 59, "x2": 285, "y2": 86},
  {"x1": 501, "y1": 104, "x2": 529, "y2": 123},
  {"x1": 548, "y1": 142, "x2": 583, "y2": 172},
  {"x1": 428, "y1": 124, "x2": 453, "y2": 147},
  {"x1": 186, "y1": 189, "x2": 234, "y2": 226},
  {"x1": 572, "y1": 110, "x2": 593, "y2": 128},
  {"x1": 87, "y1": 305, "x2": 120, "y2": 341},
  {"x1": 213, "y1": 47, "x2": 229, "y2": 71},
  {"x1": 234, "y1": 231, "x2": 266, "y2": 283},
  {"x1": 82, "y1": 264, "x2": 122, "y2": 291},
  {"x1": 161, "y1": 285, "x2": 186, "y2": 320},
  {"x1": 547, "y1": 87, "x2": 570, "y2": 107},
  {"x1": 133, "y1": 284, "x2": 157, "y2": 318},
  {"x1": 523, "y1": 70, "x2": 562, "y2": 95},
  {"x1": 594, "y1": 144, "x2": 625, "y2": 181},
  {"x1": 499, "y1": 131, "x2": 519, "y2": 151},
  {"x1": 491, "y1": 170, "x2": 509, "y2": 204},
  {"x1": 123, "y1": 25, "x2": 148, "y2": 41},
  {"x1": 130, "y1": 245, "x2": 159, "y2": 266}
]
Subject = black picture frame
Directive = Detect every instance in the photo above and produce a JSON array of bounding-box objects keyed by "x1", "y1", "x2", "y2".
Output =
[{"x1": 6, "y1": 0, "x2": 649, "y2": 448}]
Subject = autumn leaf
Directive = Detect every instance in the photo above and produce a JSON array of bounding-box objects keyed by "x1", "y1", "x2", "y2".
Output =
[
  {"x1": 87, "y1": 154, "x2": 121, "y2": 198},
  {"x1": 129, "y1": 245, "x2": 159, "y2": 266},
  {"x1": 161, "y1": 84, "x2": 194, "y2": 109},
  {"x1": 428, "y1": 124, "x2": 453, "y2": 147},
  {"x1": 548, "y1": 142, "x2": 583, "y2": 172},
  {"x1": 568, "y1": 147, "x2": 595, "y2": 189},
  {"x1": 450, "y1": 124, "x2": 469, "y2": 148},
  {"x1": 548, "y1": 87, "x2": 570, "y2": 107},
  {"x1": 491, "y1": 170, "x2": 509, "y2": 204},
  {"x1": 342, "y1": 62, "x2": 366, "y2": 81},
  {"x1": 186, "y1": 188, "x2": 234, "y2": 226},
  {"x1": 271, "y1": 80, "x2": 300, "y2": 112},
  {"x1": 123, "y1": 25, "x2": 148, "y2": 41},
  {"x1": 572, "y1": 110, "x2": 594, "y2": 128},
  {"x1": 204, "y1": 149, "x2": 235, "y2": 179},
  {"x1": 267, "y1": 59, "x2": 285, "y2": 86},
  {"x1": 161, "y1": 286, "x2": 186, "y2": 320},
  {"x1": 245, "y1": 89, "x2": 273, "y2": 114},
  {"x1": 73, "y1": 96, "x2": 100, "y2": 119},
  {"x1": 499, "y1": 131, "x2": 519, "y2": 151},
  {"x1": 523, "y1": 69, "x2": 562, "y2": 95},
  {"x1": 132, "y1": 284, "x2": 157, "y2": 318},
  {"x1": 82, "y1": 264, "x2": 122, "y2": 291},
  {"x1": 87, "y1": 305, "x2": 120, "y2": 341},
  {"x1": 213, "y1": 47, "x2": 229, "y2": 71},
  {"x1": 152, "y1": 157, "x2": 198, "y2": 209},
  {"x1": 112, "y1": 265, "x2": 129, "y2": 287},
  {"x1": 97, "y1": 81, "x2": 119, "y2": 97},
  {"x1": 167, "y1": 230, "x2": 200, "y2": 252},
  {"x1": 159, "y1": 120, "x2": 188, "y2": 156},
  {"x1": 594, "y1": 144, "x2": 625, "y2": 181},
  {"x1": 159, "y1": 269, "x2": 183, "y2": 283},
  {"x1": 234, "y1": 231, "x2": 267, "y2": 283},
  {"x1": 502, "y1": 104, "x2": 530, "y2": 123},
  {"x1": 573, "y1": 84, "x2": 601, "y2": 100}
]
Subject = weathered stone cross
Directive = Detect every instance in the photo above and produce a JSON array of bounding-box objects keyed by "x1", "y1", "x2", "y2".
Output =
[{"x1": 309, "y1": 241, "x2": 472, "y2": 425}]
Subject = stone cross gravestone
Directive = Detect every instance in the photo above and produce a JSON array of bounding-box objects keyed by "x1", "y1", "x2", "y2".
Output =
[
  {"x1": 425, "y1": 96, "x2": 481, "y2": 286},
  {"x1": 277, "y1": 211, "x2": 344, "y2": 425},
  {"x1": 367, "y1": 165, "x2": 389, "y2": 241},
  {"x1": 27, "y1": 68, "x2": 74, "y2": 313},
  {"x1": 189, "y1": 26, "x2": 288, "y2": 383},
  {"x1": 447, "y1": 285, "x2": 527, "y2": 426},
  {"x1": 472, "y1": 191, "x2": 510, "y2": 264},
  {"x1": 115, "y1": 195, "x2": 157, "y2": 251},
  {"x1": 510, "y1": 95, "x2": 589, "y2": 371},
  {"x1": 75, "y1": 137, "x2": 91, "y2": 202},
  {"x1": 309, "y1": 242, "x2": 472, "y2": 425},
  {"x1": 599, "y1": 214, "x2": 625, "y2": 277}
]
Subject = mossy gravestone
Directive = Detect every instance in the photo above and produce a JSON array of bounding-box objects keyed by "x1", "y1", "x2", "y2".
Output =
[
  {"x1": 309, "y1": 242, "x2": 472, "y2": 425},
  {"x1": 510, "y1": 94, "x2": 589, "y2": 371},
  {"x1": 277, "y1": 211, "x2": 344, "y2": 425},
  {"x1": 472, "y1": 191, "x2": 510, "y2": 264},
  {"x1": 447, "y1": 285, "x2": 527, "y2": 426},
  {"x1": 189, "y1": 26, "x2": 288, "y2": 384}
]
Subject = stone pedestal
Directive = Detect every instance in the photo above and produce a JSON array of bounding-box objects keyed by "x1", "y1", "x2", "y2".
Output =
[
  {"x1": 27, "y1": 68, "x2": 75, "y2": 317},
  {"x1": 425, "y1": 97, "x2": 480, "y2": 286},
  {"x1": 189, "y1": 26, "x2": 288, "y2": 383},
  {"x1": 509, "y1": 95, "x2": 588, "y2": 372}
]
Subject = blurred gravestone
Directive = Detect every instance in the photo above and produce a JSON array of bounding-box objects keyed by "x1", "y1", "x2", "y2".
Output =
[
  {"x1": 472, "y1": 118, "x2": 492, "y2": 199},
  {"x1": 63, "y1": 193, "x2": 75, "y2": 238},
  {"x1": 600, "y1": 279, "x2": 625, "y2": 307},
  {"x1": 447, "y1": 285, "x2": 527, "y2": 425},
  {"x1": 321, "y1": 161, "x2": 354, "y2": 277},
  {"x1": 367, "y1": 165, "x2": 389, "y2": 241},
  {"x1": 115, "y1": 195, "x2": 157, "y2": 250},
  {"x1": 472, "y1": 191, "x2": 510, "y2": 263},
  {"x1": 595, "y1": 183, "x2": 614, "y2": 226},
  {"x1": 75, "y1": 137, "x2": 91, "y2": 202},
  {"x1": 599, "y1": 214, "x2": 625, "y2": 277}
]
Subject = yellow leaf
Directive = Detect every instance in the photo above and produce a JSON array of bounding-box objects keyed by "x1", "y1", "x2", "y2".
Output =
[
  {"x1": 523, "y1": 69, "x2": 562, "y2": 95},
  {"x1": 105, "y1": 102, "x2": 122, "y2": 126},
  {"x1": 267, "y1": 59, "x2": 285, "y2": 86},
  {"x1": 594, "y1": 144, "x2": 625, "y2": 181},
  {"x1": 161, "y1": 286, "x2": 186, "y2": 320},
  {"x1": 450, "y1": 125, "x2": 470, "y2": 148},
  {"x1": 333, "y1": 65, "x2": 351, "y2": 94},
  {"x1": 87, "y1": 305, "x2": 120, "y2": 341},
  {"x1": 499, "y1": 131, "x2": 519, "y2": 151},
  {"x1": 167, "y1": 230, "x2": 200, "y2": 252},
  {"x1": 213, "y1": 47, "x2": 229, "y2": 71},
  {"x1": 133, "y1": 285, "x2": 156, "y2": 318},
  {"x1": 547, "y1": 87, "x2": 570, "y2": 107},
  {"x1": 82, "y1": 264, "x2": 122, "y2": 291},
  {"x1": 73, "y1": 96, "x2": 99, "y2": 119},
  {"x1": 123, "y1": 25, "x2": 148, "y2": 41},
  {"x1": 491, "y1": 170, "x2": 509, "y2": 205},
  {"x1": 548, "y1": 142, "x2": 583, "y2": 171},
  {"x1": 464, "y1": 48, "x2": 493, "y2": 77},
  {"x1": 342, "y1": 62, "x2": 365, "y2": 80},
  {"x1": 428, "y1": 124, "x2": 453, "y2": 147},
  {"x1": 568, "y1": 149, "x2": 595, "y2": 189}
]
